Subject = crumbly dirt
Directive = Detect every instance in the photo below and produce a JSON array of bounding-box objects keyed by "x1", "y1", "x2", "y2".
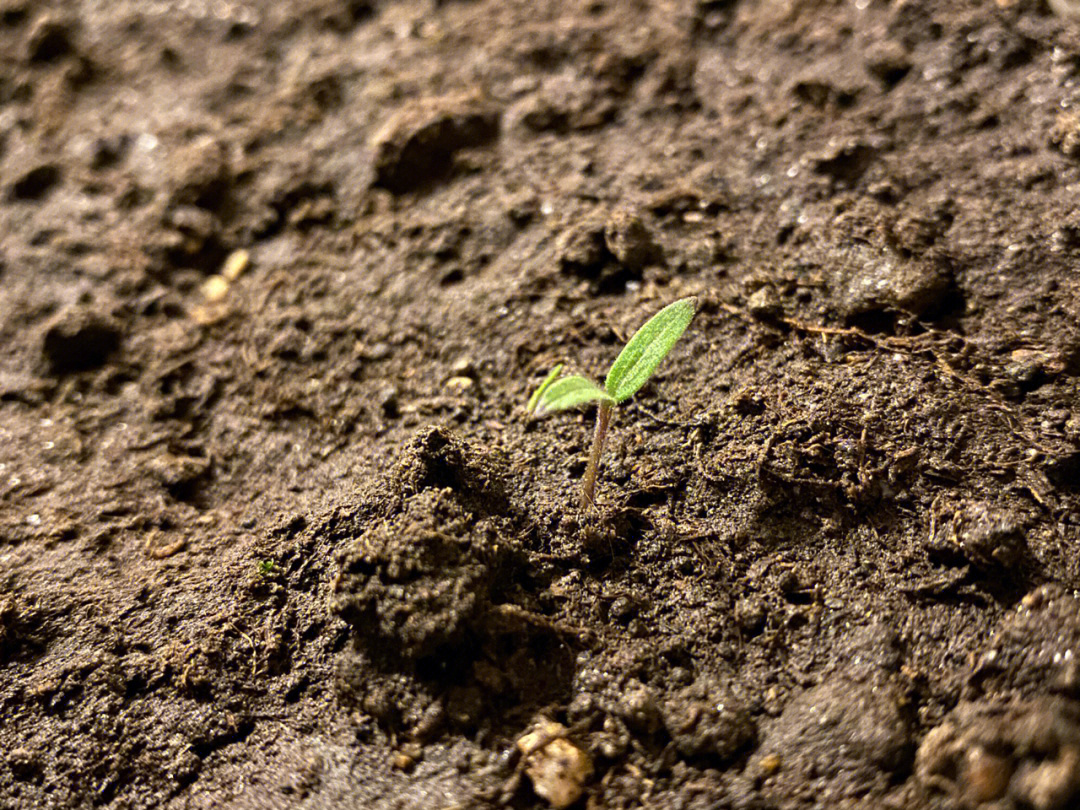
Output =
[{"x1": 3, "y1": 0, "x2": 1080, "y2": 808}]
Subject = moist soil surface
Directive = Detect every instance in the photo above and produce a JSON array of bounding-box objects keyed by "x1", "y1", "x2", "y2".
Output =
[{"x1": 4, "y1": 1, "x2": 1080, "y2": 808}]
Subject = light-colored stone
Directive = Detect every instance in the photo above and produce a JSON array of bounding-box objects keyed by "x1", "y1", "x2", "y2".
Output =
[
  {"x1": 517, "y1": 720, "x2": 593, "y2": 809},
  {"x1": 1049, "y1": 0, "x2": 1080, "y2": 19},
  {"x1": 201, "y1": 274, "x2": 229, "y2": 303},
  {"x1": 221, "y1": 249, "x2": 250, "y2": 281}
]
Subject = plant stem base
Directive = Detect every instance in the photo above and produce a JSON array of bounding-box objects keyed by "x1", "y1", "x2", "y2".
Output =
[{"x1": 581, "y1": 401, "x2": 611, "y2": 507}]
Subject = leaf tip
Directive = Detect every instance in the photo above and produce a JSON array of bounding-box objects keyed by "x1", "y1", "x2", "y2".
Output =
[{"x1": 526, "y1": 363, "x2": 564, "y2": 415}]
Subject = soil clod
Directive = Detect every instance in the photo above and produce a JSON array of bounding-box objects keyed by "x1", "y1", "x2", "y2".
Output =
[
  {"x1": 948, "y1": 500, "x2": 1027, "y2": 570},
  {"x1": 557, "y1": 212, "x2": 646, "y2": 292},
  {"x1": 834, "y1": 241, "x2": 952, "y2": 323},
  {"x1": 663, "y1": 676, "x2": 756, "y2": 763},
  {"x1": 753, "y1": 676, "x2": 912, "y2": 797},
  {"x1": 604, "y1": 206, "x2": 661, "y2": 273},
  {"x1": 168, "y1": 136, "x2": 232, "y2": 211},
  {"x1": 371, "y1": 94, "x2": 499, "y2": 194},
  {"x1": 917, "y1": 699, "x2": 1080, "y2": 810},
  {"x1": 970, "y1": 585, "x2": 1080, "y2": 698},
  {"x1": 333, "y1": 487, "x2": 503, "y2": 662}
]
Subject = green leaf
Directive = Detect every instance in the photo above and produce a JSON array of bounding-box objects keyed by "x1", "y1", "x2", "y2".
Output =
[
  {"x1": 526, "y1": 364, "x2": 564, "y2": 413},
  {"x1": 604, "y1": 297, "x2": 697, "y2": 403},
  {"x1": 535, "y1": 375, "x2": 614, "y2": 415}
]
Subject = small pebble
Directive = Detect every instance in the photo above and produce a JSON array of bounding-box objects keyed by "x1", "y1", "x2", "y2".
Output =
[
  {"x1": 445, "y1": 376, "x2": 474, "y2": 394},
  {"x1": 758, "y1": 753, "x2": 782, "y2": 776},
  {"x1": 516, "y1": 720, "x2": 593, "y2": 809},
  {"x1": 450, "y1": 357, "x2": 477, "y2": 378},
  {"x1": 201, "y1": 275, "x2": 229, "y2": 303},
  {"x1": 963, "y1": 745, "x2": 1012, "y2": 804},
  {"x1": 747, "y1": 287, "x2": 782, "y2": 319},
  {"x1": 221, "y1": 249, "x2": 249, "y2": 281}
]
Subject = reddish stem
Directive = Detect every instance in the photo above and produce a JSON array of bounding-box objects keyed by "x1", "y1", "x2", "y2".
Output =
[{"x1": 581, "y1": 401, "x2": 612, "y2": 508}]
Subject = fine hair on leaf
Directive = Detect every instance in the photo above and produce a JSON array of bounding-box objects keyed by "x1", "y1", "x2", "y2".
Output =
[
  {"x1": 533, "y1": 375, "x2": 613, "y2": 415},
  {"x1": 525, "y1": 296, "x2": 697, "y2": 505},
  {"x1": 605, "y1": 297, "x2": 696, "y2": 403},
  {"x1": 526, "y1": 363, "x2": 564, "y2": 414}
]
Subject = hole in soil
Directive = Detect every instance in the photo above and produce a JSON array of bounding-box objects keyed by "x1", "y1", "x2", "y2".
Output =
[
  {"x1": 439, "y1": 266, "x2": 465, "y2": 285},
  {"x1": 845, "y1": 308, "x2": 898, "y2": 335},
  {"x1": 878, "y1": 65, "x2": 910, "y2": 87},
  {"x1": 927, "y1": 285, "x2": 967, "y2": 330},
  {"x1": 627, "y1": 486, "x2": 670, "y2": 509},
  {"x1": 0, "y1": 5, "x2": 27, "y2": 25},
  {"x1": 189, "y1": 719, "x2": 256, "y2": 759},
  {"x1": 11, "y1": 165, "x2": 62, "y2": 201},
  {"x1": 164, "y1": 238, "x2": 229, "y2": 276},
  {"x1": 414, "y1": 643, "x2": 479, "y2": 683}
]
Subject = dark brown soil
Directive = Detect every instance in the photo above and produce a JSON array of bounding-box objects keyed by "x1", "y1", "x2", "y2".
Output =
[{"x1": 3, "y1": 0, "x2": 1080, "y2": 808}]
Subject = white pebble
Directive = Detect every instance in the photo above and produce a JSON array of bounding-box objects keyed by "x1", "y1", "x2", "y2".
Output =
[{"x1": 517, "y1": 720, "x2": 593, "y2": 809}]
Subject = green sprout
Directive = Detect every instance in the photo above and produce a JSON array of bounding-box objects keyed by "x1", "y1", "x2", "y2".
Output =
[
  {"x1": 527, "y1": 297, "x2": 697, "y2": 506},
  {"x1": 257, "y1": 560, "x2": 278, "y2": 577}
]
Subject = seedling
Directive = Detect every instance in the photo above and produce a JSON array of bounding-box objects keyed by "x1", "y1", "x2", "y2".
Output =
[{"x1": 527, "y1": 297, "x2": 697, "y2": 506}]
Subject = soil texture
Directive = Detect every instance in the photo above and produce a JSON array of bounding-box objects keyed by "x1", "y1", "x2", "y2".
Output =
[{"x1": 3, "y1": 0, "x2": 1080, "y2": 808}]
